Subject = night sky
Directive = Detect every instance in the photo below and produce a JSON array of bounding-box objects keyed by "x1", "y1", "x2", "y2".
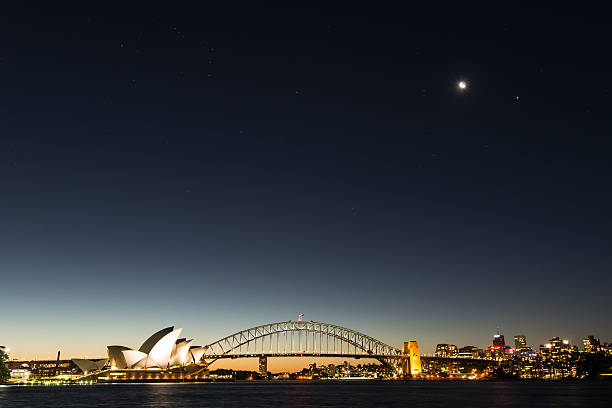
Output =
[{"x1": 2, "y1": 4, "x2": 611, "y2": 367}]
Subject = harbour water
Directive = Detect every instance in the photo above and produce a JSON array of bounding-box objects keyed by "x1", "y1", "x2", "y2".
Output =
[{"x1": 2, "y1": 380, "x2": 612, "y2": 407}]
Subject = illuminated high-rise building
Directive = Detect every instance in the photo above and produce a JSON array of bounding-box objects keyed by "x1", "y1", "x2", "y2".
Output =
[
  {"x1": 514, "y1": 335, "x2": 527, "y2": 349},
  {"x1": 493, "y1": 334, "x2": 505, "y2": 348}
]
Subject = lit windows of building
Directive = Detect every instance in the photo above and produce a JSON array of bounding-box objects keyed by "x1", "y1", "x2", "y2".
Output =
[
  {"x1": 458, "y1": 346, "x2": 479, "y2": 358},
  {"x1": 583, "y1": 336, "x2": 601, "y2": 353},
  {"x1": 6, "y1": 359, "x2": 81, "y2": 379},
  {"x1": 435, "y1": 344, "x2": 447, "y2": 357},
  {"x1": 9, "y1": 369, "x2": 31, "y2": 381},
  {"x1": 493, "y1": 334, "x2": 505, "y2": 348},
  {"x1": 486, "y1": 333, "x2": 507, "y2": 359},
  {"x1": 514, "y1": 335, "x2": 527, "y2": 350},
  {"x1": 434, "y1": 344, "x2": 458, "y2": 358}
]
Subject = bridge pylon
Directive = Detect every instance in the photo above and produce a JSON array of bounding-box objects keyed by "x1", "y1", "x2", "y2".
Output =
[
  {"x1": 401, "y1": 341, "x2": 422, "y2": 377},
  {"x1": 258, "y1": 356, "x2": 268, "y2": 378}
]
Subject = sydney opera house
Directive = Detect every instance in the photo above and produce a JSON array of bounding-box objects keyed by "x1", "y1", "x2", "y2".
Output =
[
  {"x1": 7, "y1": 327, "x2": 209, "y2": 382},
  {"x1": 102, "y1": 326, "x2": 208, "y2": 382}
]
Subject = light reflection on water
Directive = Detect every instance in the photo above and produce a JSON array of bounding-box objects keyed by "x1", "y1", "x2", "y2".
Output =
[{"x1": 1, "y1": 381, "x2": 612, "y2": 408}]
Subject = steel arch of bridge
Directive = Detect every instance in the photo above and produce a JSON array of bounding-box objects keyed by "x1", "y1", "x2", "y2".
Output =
[{"x1": 202, "y1": 321, "x2": 403, "y2": 366}]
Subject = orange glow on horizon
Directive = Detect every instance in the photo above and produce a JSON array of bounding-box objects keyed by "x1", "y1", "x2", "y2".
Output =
[{"x1": 209, "y1": 357, "x2": 383, "y2": 373}]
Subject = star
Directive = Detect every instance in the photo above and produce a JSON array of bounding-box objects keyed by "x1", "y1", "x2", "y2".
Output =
[{"x1": 458, "y1": 81, "x2": 467, "y2": 90}]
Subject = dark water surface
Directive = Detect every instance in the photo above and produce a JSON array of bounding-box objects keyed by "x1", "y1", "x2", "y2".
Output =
[{"x1": 2, "y1": 381, "x2": 612, "y2": 407}]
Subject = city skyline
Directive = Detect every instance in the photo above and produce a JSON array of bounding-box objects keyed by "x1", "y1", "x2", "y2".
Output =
[
  {"x1": 4, "y1": 315, "x2": 610, "y2": 373},
  {"x1": 2, "y1": 3, "x2": 612, "y2": 372},
  {"x1": 4, "y1": 319, "x2": 611, "y2": 375}
]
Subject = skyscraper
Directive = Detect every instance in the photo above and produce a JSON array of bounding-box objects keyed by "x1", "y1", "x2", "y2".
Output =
[
  {"x1": 514, "y1": 335, "x2": 527, "y2": 349},
  {"x1": 493, "y1": 334, "x2": 505, "y2": 348}
]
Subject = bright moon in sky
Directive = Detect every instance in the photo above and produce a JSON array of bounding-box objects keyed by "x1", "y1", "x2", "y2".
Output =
[{"x1": 458, "y1": 81, "x2": 467, "y2": 89}]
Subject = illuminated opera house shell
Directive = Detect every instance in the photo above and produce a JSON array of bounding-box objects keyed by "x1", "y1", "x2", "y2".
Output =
[
  {"x1": 107, "y1": 327, "x2": 207, "y2": 369},
  {"x1": 72, "y1": 358, "x2": 109, "y2": 374}
]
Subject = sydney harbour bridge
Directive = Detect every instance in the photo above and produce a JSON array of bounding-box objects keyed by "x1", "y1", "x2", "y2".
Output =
[
  {"x1": 195, "y1": 320, "x2": 495, "y2": 377},
  {"x1": 200, "y1": 320, "x2": 415, "y2": 375}
]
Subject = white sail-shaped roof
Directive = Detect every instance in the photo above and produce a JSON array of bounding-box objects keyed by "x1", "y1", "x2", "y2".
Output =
[
  {"x1": 139, "y1": 327, "x2": 174, "y2": 354},
  {"x1": 148, "y1": 328, "x2": 182, "y2": 369},
  {"x1": 170, "y1": 339, "x2": 193, "y2": 367},
  {"x1": 107, "y1": 326, "x2": 200, "y2": 370},
  {"x1": 122, "y1": 350, "x2": 156, "y2": 368},
  {"x1": 72, "y1": 358, "x2": 108, "y2": 374},
  {"x1": 107, "y1": 346, "x2": 131, "y2": 369},
  {"x1": 94, "y1": 359, "x2": 108, "y2": 371},
  {"x1": 188, "y1": 346, "x2": 207, "y2": 365},
  {"x1": 131, "y1": 355, "x2": 160, "y2": 369}
]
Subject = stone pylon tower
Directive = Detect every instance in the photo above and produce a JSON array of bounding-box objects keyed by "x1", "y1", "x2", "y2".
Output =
[
  {"x1": 258, "y1": 356, "x2": 268, "y2": 378},
  {"x1": 402, "y1": 341, "x2": 422, "y2": 377}
]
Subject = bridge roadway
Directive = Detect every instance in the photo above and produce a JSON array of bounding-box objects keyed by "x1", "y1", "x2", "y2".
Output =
[
  {"x1": 205, "y1": 353, "x2": 497, "y2": 363},
  {"x1": 206, "y1": 352, "x2": 404, "y2": 360},
  {"x1": 421, "y1": 356, "x2": 497, "y2": 362}
]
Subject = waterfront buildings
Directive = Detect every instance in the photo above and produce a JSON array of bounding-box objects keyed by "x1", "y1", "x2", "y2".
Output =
[
  {"x1": 7, "y1": 359, "x2": 84, "y2": 380},
  {"x1": 421, "y1": 333, "x2": 612, "y2": 379},
  {"x1": 434, "y1": 344, "x2": 458, "y2": 357},
  {"x1": 458, "y1": 346, "x2": 480, "y2": 358}
]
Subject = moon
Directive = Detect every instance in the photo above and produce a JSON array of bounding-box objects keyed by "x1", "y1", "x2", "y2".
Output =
[{"x1": 458, "y1": 81, "x2": 467, "y2": 90}]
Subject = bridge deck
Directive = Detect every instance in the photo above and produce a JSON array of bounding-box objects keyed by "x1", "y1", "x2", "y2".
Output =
[
  {"x1": 205, "y1": 353, "x2": 497, "y2": 363},
  {"x1": 206, "y1": 353, "x2": 401, "y2": 359}
]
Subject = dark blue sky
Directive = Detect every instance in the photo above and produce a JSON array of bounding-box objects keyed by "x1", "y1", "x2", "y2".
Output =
[{"x1": 1, "y1": 4, "x2": 611, "y2": 361}]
